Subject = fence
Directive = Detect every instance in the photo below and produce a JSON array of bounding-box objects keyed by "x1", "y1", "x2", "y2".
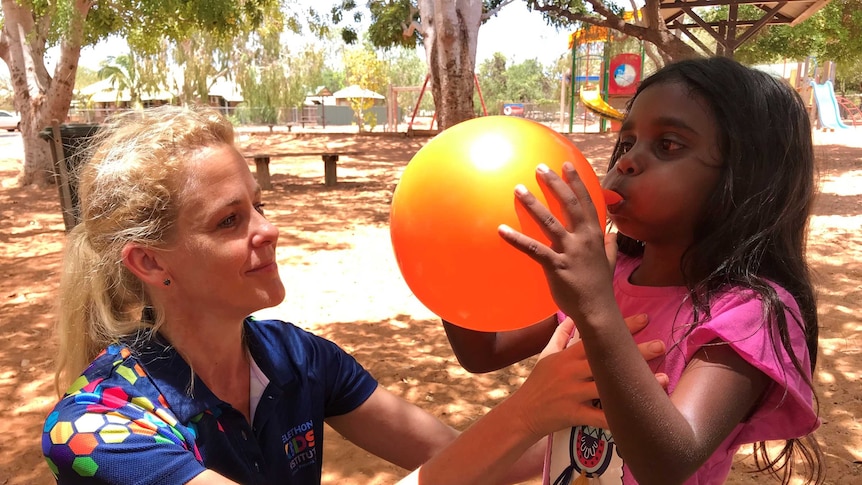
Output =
[{"x1": 67, "y1": 105, "x2": 397, "y2": 130}]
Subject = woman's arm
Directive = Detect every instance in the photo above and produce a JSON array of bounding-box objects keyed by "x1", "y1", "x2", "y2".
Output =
[
  {"x1": 326, "y1": 386, "x2": 459, "y2": 471},
  {"x1": 187, "y1": 470, "x2": 240, "y2": 484}
]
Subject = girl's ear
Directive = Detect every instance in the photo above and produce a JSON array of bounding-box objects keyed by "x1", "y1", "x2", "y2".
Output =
[{"x1": 122, "y1": 243, "x2": 168, "y2": 287}]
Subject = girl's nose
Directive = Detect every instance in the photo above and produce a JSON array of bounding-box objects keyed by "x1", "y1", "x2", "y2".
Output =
[{"x1": 615, "y1": 149, "x2": 642, "y2": 176}]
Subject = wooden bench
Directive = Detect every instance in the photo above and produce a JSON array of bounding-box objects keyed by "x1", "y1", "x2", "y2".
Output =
[{"x1": 246, "y1": 152, "x2": 363, "y2": 189}]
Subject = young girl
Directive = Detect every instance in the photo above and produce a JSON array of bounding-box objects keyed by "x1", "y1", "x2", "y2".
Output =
[{"x1": 445, "y1": 57, "x2": 824, "y2": 484}]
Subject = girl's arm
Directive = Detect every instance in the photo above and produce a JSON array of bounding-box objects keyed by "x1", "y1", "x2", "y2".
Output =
[
  {"x1": 443, "y1": 313, "x2": 654, "y2": 374},
  {"x1": 442, "y1": 315, "x2": 558, "y2": 373},
  {"x1": 499, "y1": 164, "x2": 771, "y2": 484}
]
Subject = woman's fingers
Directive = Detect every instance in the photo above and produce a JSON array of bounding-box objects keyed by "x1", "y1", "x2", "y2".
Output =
[
  {"x1": 539, "y1": 317, "x2": 577, "y2": 360},
  {"x1": 637, "y1": 339, "x2": 666, "y2": 361},
  {"x1": 604, "y1": 231, "x2": 619, "y2": 270}
]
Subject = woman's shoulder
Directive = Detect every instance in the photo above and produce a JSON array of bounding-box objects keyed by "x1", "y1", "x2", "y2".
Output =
[{"x1": 244, "y1": 318, "x2": 352, "y2": 367}]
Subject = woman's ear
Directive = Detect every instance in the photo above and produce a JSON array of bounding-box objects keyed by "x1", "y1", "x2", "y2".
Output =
[{"x1": 122, "y1": 243, "x2": 168, "y2": 287}]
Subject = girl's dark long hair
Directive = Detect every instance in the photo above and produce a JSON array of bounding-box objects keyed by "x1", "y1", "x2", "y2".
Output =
[{"x1": 610, "y1": 57, "x2": 823, "y2": 484}]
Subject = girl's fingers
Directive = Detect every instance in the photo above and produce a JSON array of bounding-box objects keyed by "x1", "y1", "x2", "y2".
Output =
[
  {"x1": 498, "y1": 223, "x2": 556, "y2": 265},
  {"x1": 512, "y1": 183, "x2": 570, "y2": 245},
  {"x1": 560, "y1": 162, "x2": 602, "y2": 233},
  {"x1": 536, "y1": 163, "x2": 590, "y2": 231}
]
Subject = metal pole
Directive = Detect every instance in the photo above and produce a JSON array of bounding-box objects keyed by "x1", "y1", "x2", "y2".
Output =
[{"x1": 568, "y1": 38, "x2": 577, "y2": 133}]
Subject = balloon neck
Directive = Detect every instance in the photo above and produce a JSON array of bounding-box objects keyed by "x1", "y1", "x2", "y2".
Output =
[{"x1": 602, "y1": 189, "x2": 623, "y2": 205}]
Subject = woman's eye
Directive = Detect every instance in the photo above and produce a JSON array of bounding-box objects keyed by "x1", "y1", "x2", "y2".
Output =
[
  {"x1": 218, "y1": 214, "x2": 237, "y2": 228},
  {"x1": 254, "y1": 203, "x2": 266, "y2": 215},
  {"x1": 618, "y1": 140, "x2": 634, "y2": 154}
]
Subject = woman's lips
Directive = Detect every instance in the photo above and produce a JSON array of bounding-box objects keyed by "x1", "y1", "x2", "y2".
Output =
[{"x1": 248, "y1": 261, "x2": 278, "y2": 274}]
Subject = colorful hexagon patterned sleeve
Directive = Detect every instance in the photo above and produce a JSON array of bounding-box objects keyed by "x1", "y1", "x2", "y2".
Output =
[{"x1": 42, "y1": 345, "x2": 206, "y2": 484}]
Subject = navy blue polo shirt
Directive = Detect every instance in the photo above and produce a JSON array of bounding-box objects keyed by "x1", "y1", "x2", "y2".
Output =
[{"x1": 43, "y1": 318, "x2": 378, "y2": 484}]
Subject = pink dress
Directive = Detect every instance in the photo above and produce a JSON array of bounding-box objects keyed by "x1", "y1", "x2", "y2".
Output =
[{"x1": 544, "y1": 255, "x2": 819, "y2": 485}]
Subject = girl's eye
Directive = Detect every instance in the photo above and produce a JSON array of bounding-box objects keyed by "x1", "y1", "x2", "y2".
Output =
[
  {"x1": 658, "y1": 138, "x2": 685, "y2": 153},
  {"x1": 618, "y1": 140, "x2": 634, "y2": 154},
  {"x1": 254, "y1": 203, "x2": 266, "y2": 215}
]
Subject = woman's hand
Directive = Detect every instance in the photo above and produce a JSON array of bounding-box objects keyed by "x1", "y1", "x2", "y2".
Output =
[
  {"x1": 498, "y1": 163, "x2": 618, "y2": 324},
  {"x1": 508, "y1": 315, "x2": 668, "y2": 439}
]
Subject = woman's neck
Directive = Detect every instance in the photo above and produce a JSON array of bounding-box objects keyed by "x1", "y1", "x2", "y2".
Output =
[{"x1": 160, "y1": 313, "x2": 252, "y2": 422}]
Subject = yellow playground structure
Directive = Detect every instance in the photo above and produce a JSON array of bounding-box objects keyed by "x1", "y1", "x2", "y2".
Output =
[{"x1": 579, "y1": 86, "x2": 625, "y2": 122}]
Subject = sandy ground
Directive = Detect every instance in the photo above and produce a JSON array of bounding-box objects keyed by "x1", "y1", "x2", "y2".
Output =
[{"x1": 0, "y1": 125, "x2": 859, "y2": 484}]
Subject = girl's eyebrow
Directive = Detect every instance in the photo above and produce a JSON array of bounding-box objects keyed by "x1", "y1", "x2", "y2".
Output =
[{"x1": 620, "y1": 116, "x2": 700, "y2": 135}]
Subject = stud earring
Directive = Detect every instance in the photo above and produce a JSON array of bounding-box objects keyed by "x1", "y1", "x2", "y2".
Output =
[{"x1": 163, "y1": 279, "x2": 171, "y2": 286}]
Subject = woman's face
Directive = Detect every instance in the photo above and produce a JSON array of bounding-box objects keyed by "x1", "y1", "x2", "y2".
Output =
[{"x1": 156, "y1": 144, "x2": 285, "y2": 320}]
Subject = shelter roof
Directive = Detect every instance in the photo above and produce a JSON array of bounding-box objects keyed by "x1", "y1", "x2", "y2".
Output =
[
  {"x1": 657, "y1": 0, "x2": 832, "y2": 56},
  {"x1": 659, "y1": 0, "x2": 831, "y2": 28}
]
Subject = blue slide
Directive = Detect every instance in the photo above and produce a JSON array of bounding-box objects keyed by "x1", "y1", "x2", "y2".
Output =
[{"x1": 810, "y1": 80, "x2": 850, "y2": 130}]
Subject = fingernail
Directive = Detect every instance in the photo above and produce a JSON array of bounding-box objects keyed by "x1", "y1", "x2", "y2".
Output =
[
  {"x1": 536, "y1": 163, "x2": 550, "y2": 174},
  {"x1": 562, "y1": 162, "x2": 574, "y2": 172},
  {"x1": 648, "y1": 340, "x2": 665, "y2": 353},
  {"x1": 515, "y1": 184, "x2": 529, "y2": 195}
]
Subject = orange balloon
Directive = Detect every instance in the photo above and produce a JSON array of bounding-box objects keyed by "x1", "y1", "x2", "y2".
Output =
[{"x1": 390, "y1": 116, "x2": 605, "y2": 331}]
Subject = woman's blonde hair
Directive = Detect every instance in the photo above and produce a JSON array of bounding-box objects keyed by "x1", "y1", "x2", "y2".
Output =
[{"x1": 54, "y1": 105, "x2": 235, "y2": 394}]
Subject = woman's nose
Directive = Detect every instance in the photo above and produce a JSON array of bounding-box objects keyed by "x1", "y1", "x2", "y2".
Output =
[{"x1": 252, "y1": 212, "x2": 279, "y2": 246}]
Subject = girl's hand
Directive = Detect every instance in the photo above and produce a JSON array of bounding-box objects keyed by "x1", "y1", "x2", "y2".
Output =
[{"x1": 498, "y1": 163, "x2": 617, "y2": 323}]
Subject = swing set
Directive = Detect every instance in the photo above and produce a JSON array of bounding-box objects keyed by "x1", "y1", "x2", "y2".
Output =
[{"x1": 386, "y1": 73, "x2": 488, "y2": 136}]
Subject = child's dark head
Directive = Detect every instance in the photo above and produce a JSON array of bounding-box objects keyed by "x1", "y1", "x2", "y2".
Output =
[{"x1": 612, "y1": 57, "x2": 815, "y2": 292}]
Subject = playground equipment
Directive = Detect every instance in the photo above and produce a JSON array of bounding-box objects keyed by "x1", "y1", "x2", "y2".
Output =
[
  {"x1": 565, "y1": 17, "x2": 643, "y2": 133},
  {"x1": 810, "y1": 80, "x2": 849, "y2": 130},
  {"x1": 386, "y1": 74, "x2": 488, "y2": 136},
  {"x1": 836, "y1": 96, "x2": 862, "y2": 128},
  {"x1": 579, "y1": 86, "x2": 624, "y2": 121}
]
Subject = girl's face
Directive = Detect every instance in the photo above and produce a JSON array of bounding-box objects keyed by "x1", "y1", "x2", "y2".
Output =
[
  {"x1": 156, "y1": 144, "x2": 285, "y2": 320},
  {"x1": 602, "y1": 81, "x2": 723, "y2": 250}
]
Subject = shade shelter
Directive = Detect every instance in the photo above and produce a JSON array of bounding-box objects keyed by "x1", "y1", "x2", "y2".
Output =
[
  {"x1": 332, "y1": 85, "x2": 385, "y2": 106},
  {"x1": 660, "y1": 0, "x2": 832, "y2": 57}
]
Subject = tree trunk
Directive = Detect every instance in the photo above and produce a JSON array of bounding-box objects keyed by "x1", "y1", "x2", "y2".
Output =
[
  {"x1": 0, "y1": 0, "x2": 90, "y2": 186},
  {"x1": 419, "y1": 0, "x2": 482, "y2": 130}
]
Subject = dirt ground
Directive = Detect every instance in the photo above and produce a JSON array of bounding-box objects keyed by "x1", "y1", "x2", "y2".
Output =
[{"x1": 0, "y1": 125, "x2": 859, "y2": 484}]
